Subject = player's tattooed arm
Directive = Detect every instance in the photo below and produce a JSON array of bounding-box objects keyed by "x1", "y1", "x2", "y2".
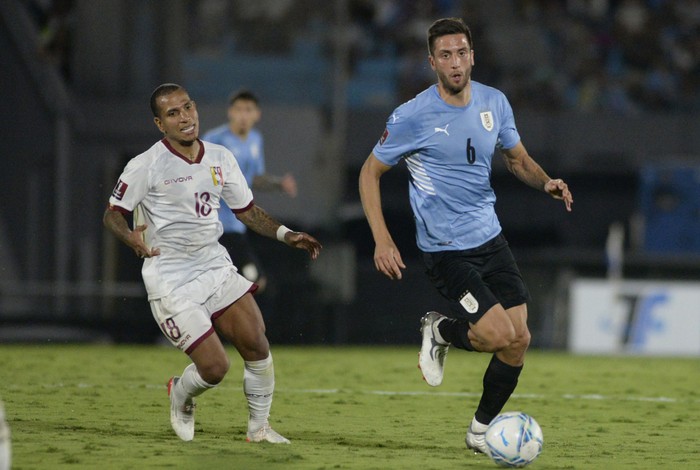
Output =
[
  {"x1": 236, "y1": 205, "x2": 279, "y2": 238},
  {"x1": 236, "y1": 204, "x2": 322, "y2": 259},
  {"x1": 103, "y1": 208, "x2": 160, "y2": 258}
]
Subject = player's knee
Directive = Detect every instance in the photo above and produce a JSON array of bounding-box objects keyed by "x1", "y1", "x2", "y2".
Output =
[
  {"x1": 473, "y1": 322, "x2": 515, "y2": 352},
  {"x1": 200, "y1": 356, "x2": 230, "y2": 384},
  {"x1": 502, "y1": 327, "x2": 530, "y2": 360},
  {"x1": 491, "y1": 329, "x2": 516, "y2": 351},
  {"x1": 249, "y1": 337, "x2": 271, "y2": 360},
  {"x1": 518, "y1": 328, "x2": 531, "y2": 350}
]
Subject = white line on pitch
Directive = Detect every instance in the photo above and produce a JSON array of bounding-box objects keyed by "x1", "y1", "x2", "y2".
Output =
[
  {"x1": 280, "y1": 388, "x2": 693, "y2": 404},
  {"x1": 19, "y1": 383, "x2": 699, "y2": 404}
]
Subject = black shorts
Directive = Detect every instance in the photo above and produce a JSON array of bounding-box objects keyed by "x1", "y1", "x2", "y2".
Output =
[
  {"x1": 422, "y1": 233, "x2": 530, "y2": 322},
  {"x1": 219, "y1": 232, "x2": 265, "y2": 283}
]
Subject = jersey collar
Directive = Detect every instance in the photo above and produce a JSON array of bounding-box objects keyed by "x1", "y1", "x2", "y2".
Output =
[{"x1": 161, "y1": 138, "x2": 204, "y2": 164}]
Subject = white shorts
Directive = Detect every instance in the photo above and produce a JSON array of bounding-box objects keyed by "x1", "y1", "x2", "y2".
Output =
[{"x1": 150, "y1": 265, "x2": 255, "y2": 354}]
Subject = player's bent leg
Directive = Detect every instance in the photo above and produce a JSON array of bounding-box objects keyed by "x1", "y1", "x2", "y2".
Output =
[
  {"x1": 465, "y1": 304, "x2": 530, "y2": 453},
  {"x1": 215, "y1": 293, "x2": 269, "y2": 361},
  {"x1": 467, "y1": 304, "x2": 517, "y2": 353},
  {"x1": 496, "y1": 304, "x2": 531, "y2": 366},
  {"x1": 167, "y1": 334, "x2": 228, "y2": 441},
  {"x1": 188, "y1": 332, "x2": 231, "y2": 384},
  {"x1": 214, "y1": 294, "x2": 289, "y2": 444},
  {"x1": 242, "y1": 352, "x2": 289, "y2": 445},
  {"x1": 151, "y1": 295, "x2": 230, "y2": 441}
]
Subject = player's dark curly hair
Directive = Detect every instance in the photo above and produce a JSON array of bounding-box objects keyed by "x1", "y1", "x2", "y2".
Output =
[
  {"x1": 427, "y1": 18, "x2": 473, "y2": 56},
  {"x1": 150, "y1": 83, "x2": 185, "y2": 117},
  {"x1": 228, "y1": 89, "x2": 259, "y2": 107}
]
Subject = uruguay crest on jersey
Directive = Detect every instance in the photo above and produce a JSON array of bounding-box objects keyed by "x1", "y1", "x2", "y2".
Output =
[{"x1": 480, "y1": 111, "x2": 494, "y2": 131}]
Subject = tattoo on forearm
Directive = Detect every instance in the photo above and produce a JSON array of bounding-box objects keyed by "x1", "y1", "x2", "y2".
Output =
[{"x1": 240, "y1": 205, "x2": 279, "y2": 238}]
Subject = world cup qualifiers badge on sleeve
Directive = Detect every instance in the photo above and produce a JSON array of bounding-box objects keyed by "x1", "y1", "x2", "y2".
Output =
[{"x1": 112, "y1": 180, "x2": 128, "y2": 200}]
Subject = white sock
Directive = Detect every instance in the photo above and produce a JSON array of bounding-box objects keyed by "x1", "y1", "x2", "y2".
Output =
[
  {"x1": 174, "y1": 363, "x2": 216, "y2": 404},
  {"x1": 471, "y1": 416, "x2": 489, "y2": 433},
  {"x1": 0, "y1": 401, "x2": 10, "y2": 470},
  {"x1": 244, "y1": 354, "x2": 275, "y2": 432}
]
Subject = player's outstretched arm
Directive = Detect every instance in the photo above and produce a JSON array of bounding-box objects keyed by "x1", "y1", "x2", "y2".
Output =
[{"x1": 236, "y1": 205, "x2": 321, "y2": 259}]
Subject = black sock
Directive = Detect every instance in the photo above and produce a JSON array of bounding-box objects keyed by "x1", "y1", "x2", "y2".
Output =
[
  {"x1": 437, "y1": 318, "x2": 475, "y2": 351},
  {"x1": 474, "y1": 355, "x2": 523, "y2": 425}
]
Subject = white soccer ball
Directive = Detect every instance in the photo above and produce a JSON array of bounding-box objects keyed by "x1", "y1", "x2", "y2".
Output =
[{"x1": 484, "y1": 412, "x2": 543, "y2": 468}]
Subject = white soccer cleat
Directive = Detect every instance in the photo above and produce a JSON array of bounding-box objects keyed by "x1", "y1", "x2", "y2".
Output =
[
  {"x1": 418, "y1": 311, "x2": 449, "y2": 386},
  {"x1": 465, "y1": 422, "x2": 488, "y2": 454},
  {"x1": 246, "y1": 424, "x2": 291, "y2": 444},
  {"x1": 168, "y1": 376, "x2": 195, "y2": 441}
]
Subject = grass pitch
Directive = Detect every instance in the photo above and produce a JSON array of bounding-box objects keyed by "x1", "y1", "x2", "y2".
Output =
[{"x1": 1, "y1": 344, "x2": 699, "y2": 469}]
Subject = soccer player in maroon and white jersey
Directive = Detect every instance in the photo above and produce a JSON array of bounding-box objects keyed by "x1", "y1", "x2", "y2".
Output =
[{"x1": 103, "y1": 83, "x2": 321, "y2": 444}]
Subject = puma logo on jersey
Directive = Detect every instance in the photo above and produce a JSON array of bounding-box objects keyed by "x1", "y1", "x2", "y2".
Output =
[{"x1": 434, "y1": 124, "x2": 450, "y2": 136}]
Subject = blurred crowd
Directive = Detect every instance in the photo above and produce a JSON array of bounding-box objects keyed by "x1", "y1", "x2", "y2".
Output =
[
  {"x1": 350, "y1": 0, "x2": 700, "y2": 114},
  {"x1": 22, "y1": 0, "x2": 700, "y2": 114},
  {"x1": 24, "y1": 0, "x2": 74, "y2": 80},
  {"x1": 512, "y1": 0, "x2": 700, "y2": 113}
]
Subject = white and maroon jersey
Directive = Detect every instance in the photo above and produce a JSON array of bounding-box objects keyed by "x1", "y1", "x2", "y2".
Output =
[{"x1": 108, "y1": 138, "x2": 253, "y2": 299}]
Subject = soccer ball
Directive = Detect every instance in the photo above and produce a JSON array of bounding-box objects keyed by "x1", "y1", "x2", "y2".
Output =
[{"x1": 484, "y1": 412, "x2": 543, "y2": 468}]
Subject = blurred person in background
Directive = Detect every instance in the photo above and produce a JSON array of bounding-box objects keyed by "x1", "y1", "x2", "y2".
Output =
[
  {"x1": 359, "y1": 18, "x2": 572, "y2": 455},
  {"x1": 203, "y1": 90, "x2": 297, "y2": 293},
  {"x1": 104, "y1": 83, "x2": 321, "y2": 444}
]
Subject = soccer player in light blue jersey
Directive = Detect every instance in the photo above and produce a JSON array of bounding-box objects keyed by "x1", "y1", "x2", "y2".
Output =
[
  {"x1": 203, "y1": 90, "x2": 297, "y2": 292},
  {"x1": 359, "y1": 18, "x2": 573, "y2": 454}
]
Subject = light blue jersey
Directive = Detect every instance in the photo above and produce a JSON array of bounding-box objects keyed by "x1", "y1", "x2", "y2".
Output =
[
  {"x1": 202, "y1": 125, "x2": 265, "y2": 234},
  {"x1": 372, "y1": 83, "x2": 520, "y2": 252}
]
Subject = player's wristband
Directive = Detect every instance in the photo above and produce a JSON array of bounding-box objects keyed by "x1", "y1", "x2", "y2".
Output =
[{"x1": 276, "y1": 225, "x2": 292, "y2": 242}]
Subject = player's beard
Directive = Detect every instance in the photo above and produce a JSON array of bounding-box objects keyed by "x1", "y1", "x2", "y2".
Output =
[
  {"x1": 176, "y1": 136, "x2": 196, "y2": 147},
  {"x1": 175, "y1": 125, "x2": 198, "y2": 147},
  {"x1": 438, "y1": 70, "x2": 470, "y2": 95}
]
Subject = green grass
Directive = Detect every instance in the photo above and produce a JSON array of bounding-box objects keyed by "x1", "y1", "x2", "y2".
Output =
[{"x1": 1, "y1": 344, "x2": 699, "y2": 469}]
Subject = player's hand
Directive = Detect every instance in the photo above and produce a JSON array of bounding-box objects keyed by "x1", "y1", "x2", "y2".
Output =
[
  {"x1": 128, "y1": 224, "x2": 161, "y2": 259},
  {"x1": 544, "y1": 178, "x2": 573, "y2": 212},
  {"x1": 374, "y1": 242, "x2": 406, "y2": 280},
  {"x1": 281, "y1": 173, "x2": 297, "y2": 198},
  {"x1": 284, "y1": 231, "x2": 322, "y2": 259}
]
